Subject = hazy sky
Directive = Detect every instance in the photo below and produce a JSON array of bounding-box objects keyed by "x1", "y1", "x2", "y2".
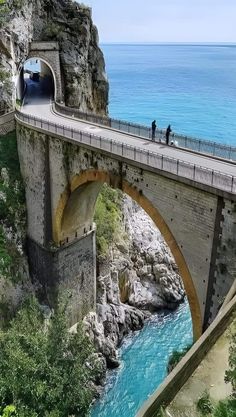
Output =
[{"x1": 83, "y1": 0, "x2": 236, "y2": 43}]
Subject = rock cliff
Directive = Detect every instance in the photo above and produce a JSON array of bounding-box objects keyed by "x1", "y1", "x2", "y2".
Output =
[{"x1": 0, "y1": 0, "x2": 108, "y2": 113}]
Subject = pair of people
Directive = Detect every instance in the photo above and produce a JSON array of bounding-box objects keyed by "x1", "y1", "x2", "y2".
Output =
[{"x1": 151, "y1": 120, "x2": 172, "y2": 145}]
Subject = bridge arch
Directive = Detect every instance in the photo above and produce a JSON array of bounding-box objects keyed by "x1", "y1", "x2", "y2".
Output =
[{"x1": 53, "y1": 169, "x2": 202, "y2": 341}]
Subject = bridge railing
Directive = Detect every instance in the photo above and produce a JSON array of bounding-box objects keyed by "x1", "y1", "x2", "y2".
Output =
[
  {"x1": 15, "y1": 110, "x2": 236, "y2": 195},
  {"x1": 54, "y1": 102, "x2": 236, "y2": 162},
  {"x1": 0, "y1": 110, "x2": 16, "y2": 135}
]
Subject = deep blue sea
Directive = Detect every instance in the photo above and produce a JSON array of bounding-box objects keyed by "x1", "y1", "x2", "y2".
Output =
[{"x1": 101, "y1": 43, "x2": 236, "y2": 145}]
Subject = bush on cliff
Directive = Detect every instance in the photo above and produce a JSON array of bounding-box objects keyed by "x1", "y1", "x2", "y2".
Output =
[
  {"x1": 0, "y1": 131, "x2": 25, "y2": 281},
  {"x1": 94, "y1": 184, "x2": 122, "y2": 256},
  {"x1": 0, "y1": 297, "x2": 99, "y2": 417},
  {"x1": 0, "y1": 1, "x2": 10, "y2": 28},
  {"x1": 167, "y1": 344, "x2": 192, "y2": 373},
  {"x1": 225, "y1": 329, "x2": 236, "y2": 395}
]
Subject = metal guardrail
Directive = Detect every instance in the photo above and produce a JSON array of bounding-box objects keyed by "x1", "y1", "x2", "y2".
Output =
[
  {"x1": 54, "y1": 102, "x2": 236, "y2": 162},
  {"x1": 15, "y1": 110, "x2": 236, "y2": 195}
]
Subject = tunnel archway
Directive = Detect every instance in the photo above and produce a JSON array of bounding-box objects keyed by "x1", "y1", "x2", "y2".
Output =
[
  {"x1": 53, "y1": 169, "x2": 202, "y2": 341},
  {"x1": 16, "y1": 57, "x2": 57, "y2": 104}
]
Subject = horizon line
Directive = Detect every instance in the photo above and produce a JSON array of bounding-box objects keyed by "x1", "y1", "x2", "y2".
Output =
[{"x1": 100, "y1": 41, "x2": 236, "y2": 46}]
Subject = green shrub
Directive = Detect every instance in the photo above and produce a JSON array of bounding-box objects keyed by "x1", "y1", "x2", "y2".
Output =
[
  {"x1": 0, "y1": 70, "x2": 10, "y2": 83},
  {"x1": 0, "y1": 405, "x2": 17, "y2": 417},
  {"x1": 197, "y1": 391, "x2": 214, "y2": 415},
  {"x1": 42, "y1": 22, "x2": 63, "y2": 41},
  {"x1": 225, "y1": 330, "x2": 236, "y2": 394},
  {"x1": 0, "y1": 1, "x2": 10, "y2": 28},
  {"x1": 15, "y1": 98, "x2": 22, "y2": 108},
  {"x1": 0, "y1": 227, "x2": 14, "y2": 278},
  {"x1": 0, "y1": 297, "x2": 98, "y2": 416},
  {"x1": 167, "y1": 344, "x2": 192, "y2": 373},
  {"x1": 94, "y1": 184, "x2": 122, "y2": 256},
  {"x1": 155, "y1": 407, "x2": 166, "y2": 417},
  {"x1": 0, "y1": 1, "x2": 25, "y2": 28},
  {"x1": 0, "y1": 131, "x2": 25, "y2": 230},
  {"x1": 0, "y1": 131, "x2": 25, "y2": 281},
  {"x1": 213, "y1": 398, "x2": 236, "y2": 417}
]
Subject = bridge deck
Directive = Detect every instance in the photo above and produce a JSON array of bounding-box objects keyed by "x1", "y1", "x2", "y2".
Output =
[{"x1": 19, "y1": 80, "x2": 236, "y2": 192}]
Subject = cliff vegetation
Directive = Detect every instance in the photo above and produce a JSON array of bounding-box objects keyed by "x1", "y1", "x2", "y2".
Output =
[
  {"x1": 94, "y1": 184, "x2": 123, "y2": 256},
  {"x1": 0, "y1": 131, "x2": 25, "y2": 282},
  {"x1": 0, "y1": 297, "x2": 99, "y2": 417}
]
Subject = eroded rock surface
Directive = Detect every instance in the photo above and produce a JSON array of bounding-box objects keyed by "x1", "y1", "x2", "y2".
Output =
[
  {"x1": 0, "y1": 0, "x2": 108, "y2": 113},
  {"x1": 84, "y1": 270, "x2": 148, "y2": 368}
]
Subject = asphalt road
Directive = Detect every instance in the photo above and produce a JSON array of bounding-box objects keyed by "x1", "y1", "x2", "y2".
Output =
[{"x1": 22, "y1": 79, "x2": 236, "y2": 178}]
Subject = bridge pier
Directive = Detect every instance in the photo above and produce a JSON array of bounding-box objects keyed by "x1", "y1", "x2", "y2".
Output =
[{"x1": 27, "y1": 230, "x2": 96, "y2": 325}]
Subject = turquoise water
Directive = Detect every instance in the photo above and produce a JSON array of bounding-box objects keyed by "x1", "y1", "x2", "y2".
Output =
[
  {"x1": 91, "y1": 301, "x2": 193, "y2": 417},
  {"x1": 101, "y1": 44, "x2": 236, "y2": 145}
]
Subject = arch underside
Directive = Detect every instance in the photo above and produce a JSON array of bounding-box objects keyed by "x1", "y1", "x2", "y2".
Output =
[{"x1": 53, "y1": 169, "x2": 202, "y2": 341}]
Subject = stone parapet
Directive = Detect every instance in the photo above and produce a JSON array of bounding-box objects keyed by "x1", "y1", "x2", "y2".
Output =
[
  {"x1": 30, "y1": 41, "x2": 59, "y2": 51},
  {"x1": 0, "y1": 111, "x2": 15, "y2": 135}
]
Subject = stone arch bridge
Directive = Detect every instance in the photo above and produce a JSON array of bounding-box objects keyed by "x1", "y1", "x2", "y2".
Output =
[{"x1": 15, "y1": 105, "x2": 236, "y2": 341}]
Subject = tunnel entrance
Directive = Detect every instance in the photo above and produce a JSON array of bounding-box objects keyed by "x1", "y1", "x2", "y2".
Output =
[{"x1": 16, "y1": 58, "x2": 55, "y2": 105}]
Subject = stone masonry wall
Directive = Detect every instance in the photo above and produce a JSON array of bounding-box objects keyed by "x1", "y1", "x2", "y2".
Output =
[
  {"x1": 27, "y1": 230, "x2": 96, "y2": 326},
  {"x1": 208, "y1": 199, "x2": 236, "y2": 324},
  {"x1": 16, "y1": 124, "x2": 49, "y2": 245}
]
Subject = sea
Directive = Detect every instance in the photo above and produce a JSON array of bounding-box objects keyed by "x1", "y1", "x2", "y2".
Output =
[{"x1": 101, "y1": 43, "x2": 236, "y2": 146}]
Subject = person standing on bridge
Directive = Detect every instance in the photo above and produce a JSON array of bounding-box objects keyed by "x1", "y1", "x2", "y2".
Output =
[
  {"x1": 166, "y1": 124, "x2": 172, "y2": 145},
  {"x1": 151, "y1": 120, "x2": 157, "y2": 141}
]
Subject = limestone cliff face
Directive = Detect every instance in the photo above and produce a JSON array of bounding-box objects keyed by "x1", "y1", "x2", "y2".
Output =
[
  {"x1": 0, "y1": 1, "x2": 34, "y2": 108},
  {"x1": 0, "y1": 0, "x2": 108, "y2": 114}
]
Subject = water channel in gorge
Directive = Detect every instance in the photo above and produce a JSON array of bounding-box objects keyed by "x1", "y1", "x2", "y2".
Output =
[{"x1": 90, "y1": 300, "x2": 193, "y2": 417}]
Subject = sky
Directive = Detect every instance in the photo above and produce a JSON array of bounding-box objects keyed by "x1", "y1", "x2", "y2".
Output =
[{"x1": 82, "y1": 0, "x2": 236, "y2": 43}]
